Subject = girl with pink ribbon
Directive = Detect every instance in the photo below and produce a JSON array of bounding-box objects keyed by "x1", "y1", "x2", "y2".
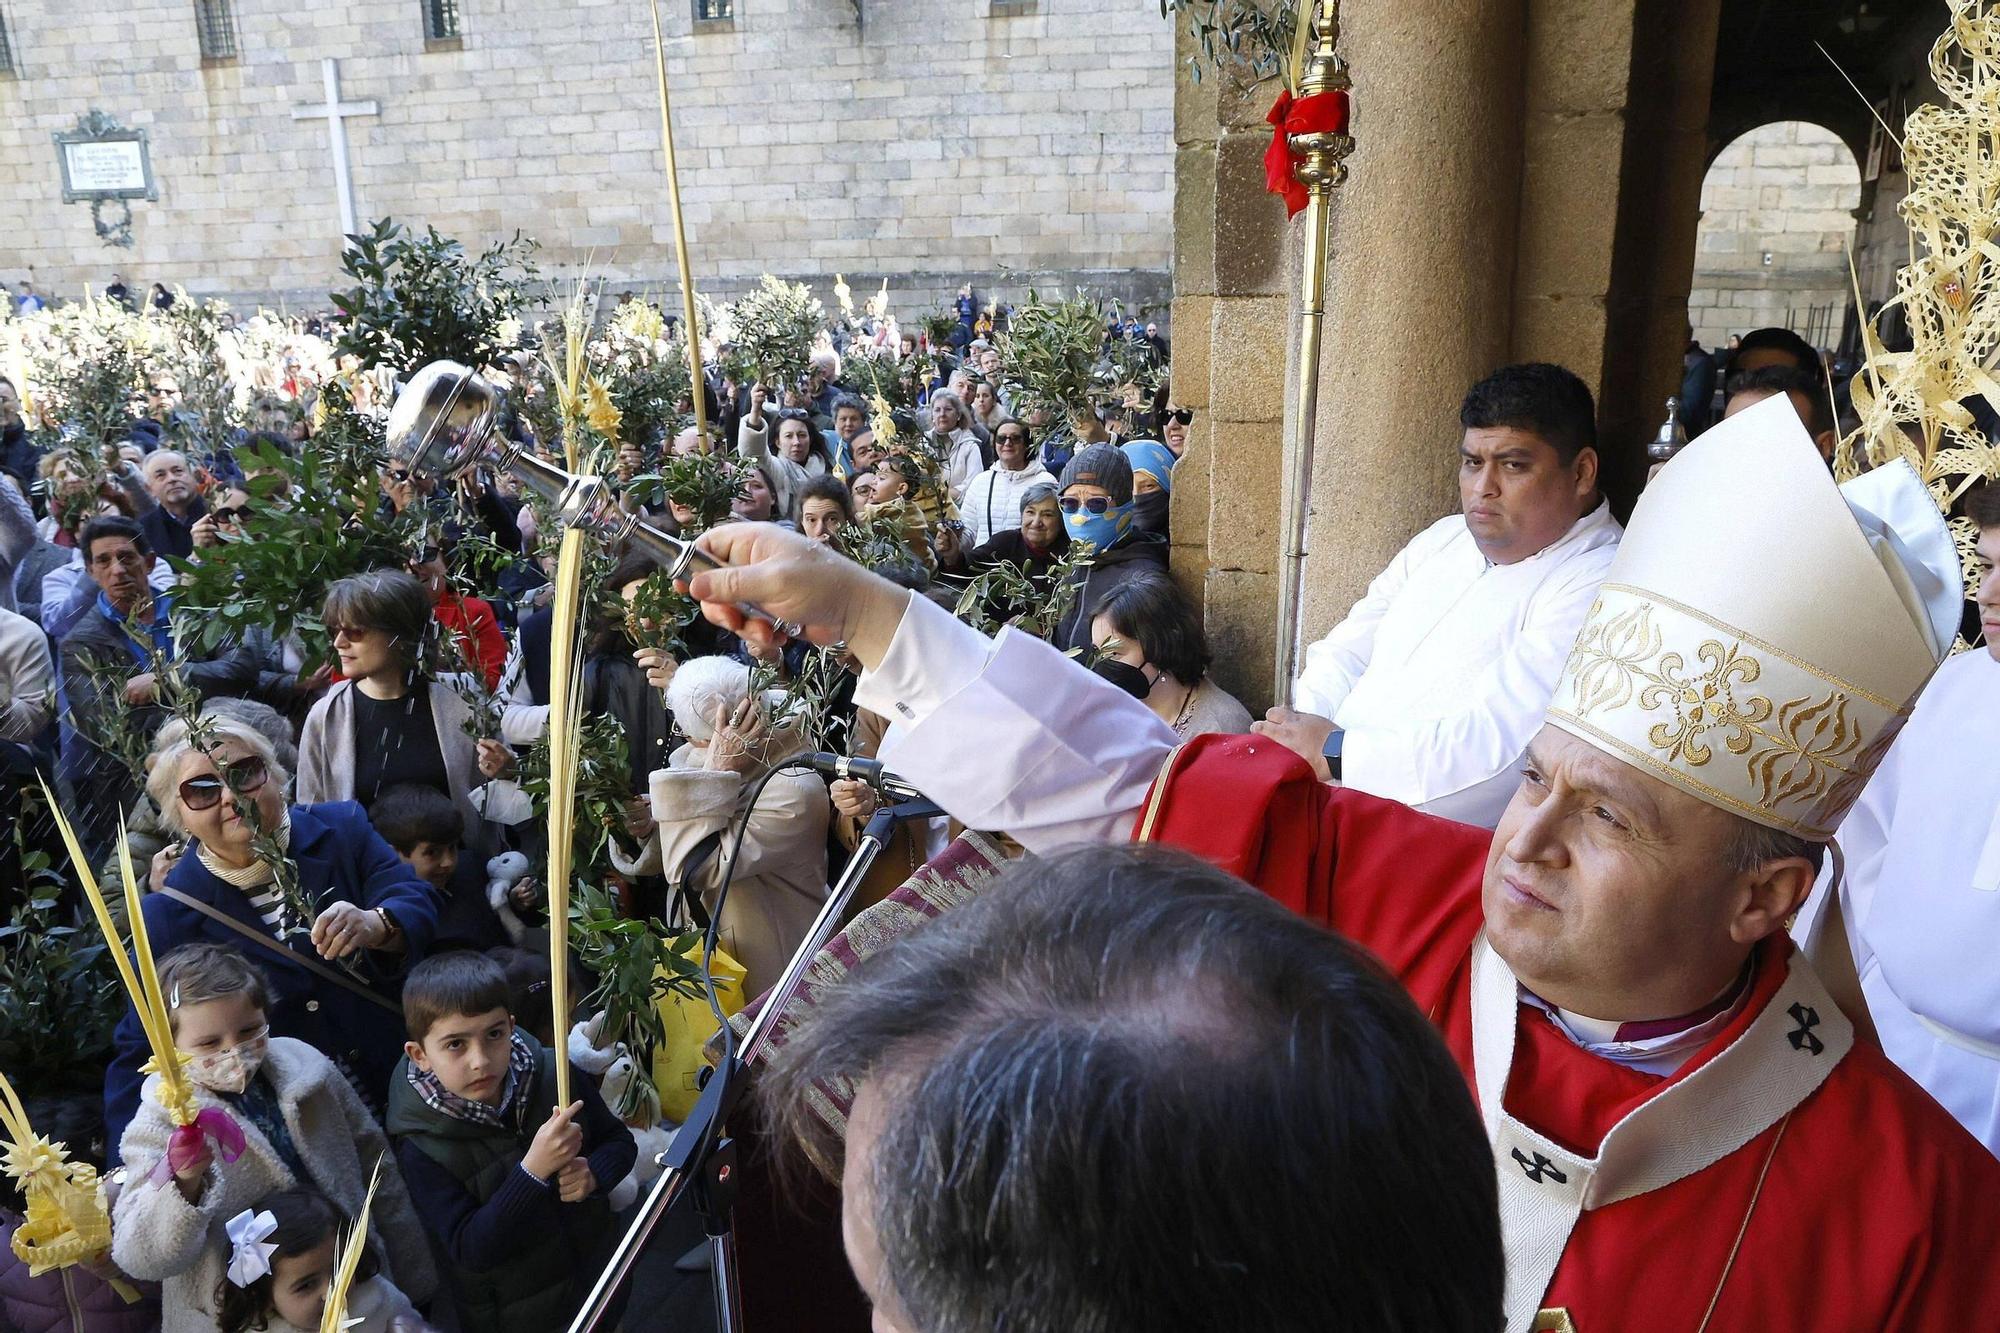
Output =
[{"x1": 108, "y1": 945, "x2": 437, "y2": 1333}]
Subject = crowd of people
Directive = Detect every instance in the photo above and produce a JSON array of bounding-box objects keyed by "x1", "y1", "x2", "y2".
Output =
[{"x1": 4, "y1": 248, "x2": 2000, "y2": 1332}]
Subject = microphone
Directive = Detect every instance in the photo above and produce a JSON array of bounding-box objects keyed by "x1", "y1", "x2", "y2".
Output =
[{"x1": 800, "y1": 752, "x2": 927, "y2": 803}]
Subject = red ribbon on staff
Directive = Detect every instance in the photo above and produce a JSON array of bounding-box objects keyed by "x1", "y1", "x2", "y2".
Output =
[{"x1": 1264, "y1": 88, "x2": 1351, "y2": 217}]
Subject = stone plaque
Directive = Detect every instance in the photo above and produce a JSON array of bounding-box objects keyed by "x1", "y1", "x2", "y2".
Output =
[{"x1": 54, "y1": 110, "x2": 159, "y2": 203}]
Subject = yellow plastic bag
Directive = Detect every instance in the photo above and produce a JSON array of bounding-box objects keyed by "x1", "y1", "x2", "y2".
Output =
[{"x1": 652, "y1": 943, "x2": 747, "y2": 1123}]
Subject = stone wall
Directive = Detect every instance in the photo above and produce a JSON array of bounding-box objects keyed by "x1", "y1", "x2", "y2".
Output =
[
  {"x1": 1688, "y1": 120, "x2": 1861, "y2": 349},
  {"x1": 0, "y1": 0, "x2": 1174, "y2": 317}
]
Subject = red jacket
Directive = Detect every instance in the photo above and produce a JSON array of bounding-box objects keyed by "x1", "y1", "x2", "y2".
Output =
[{"x1": 432, "y1": 591, "x2": 505, "y2": 692}]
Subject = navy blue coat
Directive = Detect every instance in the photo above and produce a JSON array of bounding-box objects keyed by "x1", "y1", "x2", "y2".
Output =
[{"x1": 104, "y1": 801, "x2": 441, "y2": 1163}]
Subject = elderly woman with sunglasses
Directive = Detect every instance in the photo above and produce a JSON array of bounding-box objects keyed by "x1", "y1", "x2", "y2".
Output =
[{"x1": 102, "y1": 712, "x2": 441, "y2": 1162}]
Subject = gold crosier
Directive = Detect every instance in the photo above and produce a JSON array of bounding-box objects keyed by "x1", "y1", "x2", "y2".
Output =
[{"x1": 1273, "y1": 0, "x2": 1357, "y2": 703}]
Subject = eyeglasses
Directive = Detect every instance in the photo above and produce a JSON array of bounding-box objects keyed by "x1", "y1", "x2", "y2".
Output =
[
  {"x1": 178, "y1": 755, "x2": 270, "y2": 812},
  {"x1": 385, "y1": 468, "x2": 412, "y2": 483},
  {"x1": 1167, "y1": 409, "x2": 1194, "y2": 426},
  {"x1": 1059, "y1": 496, "x2": 1114, "y2": 515},
  {"x1": 212, "y1": 505, "x2": 250, "y2": 524},
  {"x1": 325, "y1": 623, "x2": 379, "y2": 642}
]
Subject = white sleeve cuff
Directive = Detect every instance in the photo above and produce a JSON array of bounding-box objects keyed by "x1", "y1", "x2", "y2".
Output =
[{"x1": 853, "y1": 590, "x2": 999, "y2": 729}]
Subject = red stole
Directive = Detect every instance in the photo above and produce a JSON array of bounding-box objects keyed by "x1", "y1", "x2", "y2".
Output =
[{"x1": 1139, "y1": 733, "x2": 2000, "y2": 1332}]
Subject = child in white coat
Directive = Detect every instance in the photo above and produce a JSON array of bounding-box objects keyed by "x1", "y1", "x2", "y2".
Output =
[{"x1": 111, "y1": 944, "x2": 437, "y2": 1333}]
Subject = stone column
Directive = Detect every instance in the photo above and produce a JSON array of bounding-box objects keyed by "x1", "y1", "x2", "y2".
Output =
[
  {"x1": 1296, "y1": 0, "x2": 1529, "y2": 655},
  {"x1": 1167, "y1": 26, "x2": 1294, "y2": 711}
]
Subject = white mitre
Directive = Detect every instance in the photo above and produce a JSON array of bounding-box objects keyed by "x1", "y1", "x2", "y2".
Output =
[{"x1": 1545, "y1": 393, "x2": 1959, "y2": 840}]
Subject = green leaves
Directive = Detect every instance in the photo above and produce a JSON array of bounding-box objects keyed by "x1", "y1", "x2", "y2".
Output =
[
  {"x1": 1160, "y1": 0, "x2": 1295, "y2": 86},
  {"x1": 626, "y1": 450, "x2": 746, "y2": 533},
  {"x1": 999, "y1": 289, "x2": 1142, "y2": 427},
  {"x1": 721, "y1": 275, "x2": 825, "y2": 392},
  {"x1": 171, "y1": 387, "x2": 415, "y2": 664},
  {"x1": 0, "y1": 794, "x2": 124, "y2": 1092},
  {"x1": 331, "y1": 218, "x2": 541, "y2": 375},
  {"x1": 622, "y1": 569, "x2": 703, "y2": 659},
  {"x1": 953, "y1": 543, "x2": 1095, "y2": 641},
  {"x1": 566, "y1": 881, "x2": 708, "y2": 1090}
]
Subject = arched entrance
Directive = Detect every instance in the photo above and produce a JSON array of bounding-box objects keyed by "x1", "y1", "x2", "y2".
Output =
[{"x1": 1688, "y1": 121, "x2": 1863, "y2": 355}]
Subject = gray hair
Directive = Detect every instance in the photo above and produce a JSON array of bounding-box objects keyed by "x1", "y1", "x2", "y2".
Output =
[
  {"x1": 1725, "y1": 814, "x2": 1825, "y2": 877},
  {"x1": 142, "y1": 449, "x2": 189, "y2": 478},
  {"x1": 928, "y1": 391, "x2": 970, "y2": 432},
  {"x1": 146, "y1": 714, "x2": 289, "y2": 834},
  {"x1": 1019, "y1": 481, "x2": 1059, "y2": 512},
  {"x1": 665, "y1": 655, "x2": 751, "y2": 744}
]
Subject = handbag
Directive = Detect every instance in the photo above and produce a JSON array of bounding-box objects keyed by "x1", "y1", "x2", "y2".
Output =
[{"x1": 650, "y1": 841, "x2": 747, "y2": 1122}]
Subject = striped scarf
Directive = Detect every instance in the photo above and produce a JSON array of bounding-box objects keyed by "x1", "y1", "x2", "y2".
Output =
[
  {"x1": 405, "y1": 1027, "x2": 539, "y2": 1128},
  {"x1": 196, "y1": 813, "x2": 294, "y2": 937}
]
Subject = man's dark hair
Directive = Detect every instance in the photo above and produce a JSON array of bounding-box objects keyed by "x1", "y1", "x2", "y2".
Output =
[
  {"x1": 1736, "y1": 326, "x2": 1821, "y2": 377},
  {"x1": 79, "y1": 514, "x2": 149, "y2": 563},
  {"x1": 760, "y1": 844, "x2": 1503, "y2": 1333},
  {"x1": 1458, "y1": 362, "x2": 1597, "y2": 465},
  {"x1": 1966, "y1": 483, "x2": 2000, "y2": 533},
  {"x1": 1723, "y1": 365, "x2": 1833, "y2": 437},
  {"x1": 402, "y1": 950, "x2": 512, "y2": 1042},
  {"x1": 1091, "y1": 572, "x2": 1211, "y2": 685},
  {"x1": 797, "y1": 473, "x2": 854, "y2": 520},
  {"x1": 368, "y1": 782, "x2": 465, "y2": 854}
]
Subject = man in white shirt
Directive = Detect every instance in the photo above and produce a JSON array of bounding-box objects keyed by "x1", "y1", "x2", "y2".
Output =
[
  {"x1": 1797, "y1": 481, "x2": 2000, "y2": 1155},
  {"x1": 1256, "y1": 363, "x2": 1621, "y2": 828}
]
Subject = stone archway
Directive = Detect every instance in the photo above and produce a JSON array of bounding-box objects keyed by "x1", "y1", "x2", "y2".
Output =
[{"x1": 1689, "y1": 121, "x2": 1863, "y2": 353}]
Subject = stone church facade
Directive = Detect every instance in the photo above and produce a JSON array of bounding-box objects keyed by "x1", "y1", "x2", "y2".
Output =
[{"x1": 0, "y1": 0, "x2": 1174, "y2": 315}]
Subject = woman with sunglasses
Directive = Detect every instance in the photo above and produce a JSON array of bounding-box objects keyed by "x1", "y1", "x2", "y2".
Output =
[
  {"x1": 1048, "y1": 444, "x2": 1168, "y2": 655},
  {"x1": 297, "y1": 571, "x2": 522, "y2": 933},
  {"x1": 102, "y1": 713, "x2": 441, "y2": 1161},
  {"x1": 957, "y1": 420, "x2": 1054, "y2": 548},
  {"x1": 1162, "y1": 406, "x2": 1193, "y2": 459}
]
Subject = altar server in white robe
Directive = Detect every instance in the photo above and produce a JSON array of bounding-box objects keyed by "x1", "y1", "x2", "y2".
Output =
[
  {"x1": 1257, "y1": 363, "x2": 1620, "y2": 828},
  {"x1": 1796, "y1": 480, "x2": 2000, "y2": 1155}
]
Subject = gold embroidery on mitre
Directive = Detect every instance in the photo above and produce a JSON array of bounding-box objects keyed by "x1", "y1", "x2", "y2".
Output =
[
  {"x1": 1559, "y1": 596, "x2": 1885, "y2": 827},
  {"x1": 1533, "y1": 1312, "x2": 1577, "y2": 1333}
]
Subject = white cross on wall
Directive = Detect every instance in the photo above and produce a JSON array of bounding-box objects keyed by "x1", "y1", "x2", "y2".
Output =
[{"x1": 290, "y1": 57, "x2": 380, "y2": 242}]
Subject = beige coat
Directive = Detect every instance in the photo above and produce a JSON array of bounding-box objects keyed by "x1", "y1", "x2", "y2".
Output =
[
  {"x1": 297, "y1": 678, "x2": 530, "y2": 842},
  {"x1": 613, "y1": 746, "x2": 830, "y2": 997},
  {"x1": 111, "y1": 1036, "x2": 436, "y2": 1333}
]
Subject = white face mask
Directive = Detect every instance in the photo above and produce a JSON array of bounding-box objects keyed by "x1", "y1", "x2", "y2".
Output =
[{"x1": 189, "y1": 1034, "x2": 270, "y2": 1095}]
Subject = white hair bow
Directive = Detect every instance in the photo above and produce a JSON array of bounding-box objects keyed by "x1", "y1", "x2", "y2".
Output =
[{"x1": 224, "y1": 1207, "x2": 279, "y2": 1287}]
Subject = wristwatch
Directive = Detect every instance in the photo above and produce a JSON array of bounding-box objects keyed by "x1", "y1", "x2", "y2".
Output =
[{"x1": 1321, "y1": 727, "x2": 1345, "y2": 781}]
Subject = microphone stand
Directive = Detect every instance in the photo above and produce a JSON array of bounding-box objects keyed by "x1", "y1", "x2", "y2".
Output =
[{"x1": 569, "y1": 789, "x2": 944, "y2": 1333}]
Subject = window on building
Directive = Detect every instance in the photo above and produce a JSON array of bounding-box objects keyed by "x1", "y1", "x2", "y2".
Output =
[
  {"x1": 423, "y1": 0, "x2": 461, "y2": 42},
  {"x1": 0, "y1": 8, "x2": 16, "y2": 77},
  {"x1": 694, "y1": 0, "x2": 733, "y2": 22},
  {"x1": 194, "y1": 0, "x2": 238, "y2": 60}
]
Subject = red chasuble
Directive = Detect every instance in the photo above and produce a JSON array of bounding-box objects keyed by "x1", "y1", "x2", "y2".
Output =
[{"x1": 1139, "y1": 734, "x2": 2000, "y2": 1332}]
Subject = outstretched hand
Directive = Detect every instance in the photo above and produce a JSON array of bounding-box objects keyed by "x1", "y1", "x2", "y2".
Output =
[{"x1": 685, "y1": 523, "x2": 910, "y2": 670}]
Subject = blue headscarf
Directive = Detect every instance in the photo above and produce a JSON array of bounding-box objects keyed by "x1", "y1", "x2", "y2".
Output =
[{"x1": 1121, "y1": 440, "x2": 1177, "y2": 495}]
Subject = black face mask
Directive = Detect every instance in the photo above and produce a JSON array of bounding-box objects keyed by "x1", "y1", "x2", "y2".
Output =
[
  {"x1": 1131, "y1": 490, "x2": 1170, "y2": 536},
  {"x1": 1092, "y1": 658, "x2": 1155, "y2": 700}
]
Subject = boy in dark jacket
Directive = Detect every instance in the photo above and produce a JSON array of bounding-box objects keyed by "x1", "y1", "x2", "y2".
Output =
[{"x1": 386, "y1": 952, "x2": 635, "y2": 1333}]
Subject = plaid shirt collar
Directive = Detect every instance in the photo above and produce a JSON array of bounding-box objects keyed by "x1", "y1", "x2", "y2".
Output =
[{"x1": 406, "y1": 1027, "x2": 538, "y2": 1128}]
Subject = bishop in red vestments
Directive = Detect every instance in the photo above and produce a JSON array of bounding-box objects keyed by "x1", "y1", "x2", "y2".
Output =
[{"x1": 683, "y1": 397, "x2": 2000, "y2": 1332}]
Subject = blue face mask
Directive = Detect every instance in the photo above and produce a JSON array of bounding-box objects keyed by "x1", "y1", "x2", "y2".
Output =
[{"x1": 1063, "y1": 501, "x2": 1133, "y2": 552}]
